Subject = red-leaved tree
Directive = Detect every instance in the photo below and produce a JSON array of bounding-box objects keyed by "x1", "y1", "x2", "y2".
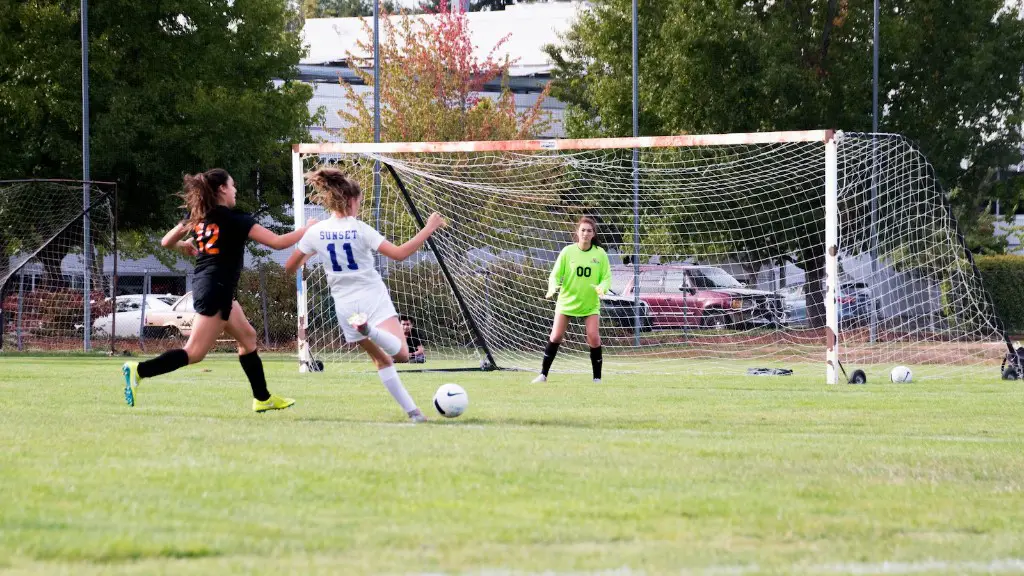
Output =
[{"x1": 338, "y1": 0, "x2": 551, "y2": 142}]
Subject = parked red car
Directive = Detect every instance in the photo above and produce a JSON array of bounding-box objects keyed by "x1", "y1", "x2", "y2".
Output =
[{"x1": 610, "y1": 265, "x2": 785, "y2": 329}]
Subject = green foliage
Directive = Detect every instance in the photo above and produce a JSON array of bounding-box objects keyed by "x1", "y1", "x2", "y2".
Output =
[
  {"x1": 975, "y1": 255, "x2": 1024, "y2": 334},
  {"x1": 0, "y1": 182, "x2": 115, "y2": 287},
  {"x1": 236, "y1": 261, "x2": 298, "y2": 345},
  {"x1": 302, "y1": 257, "x2": 552, "y2": 353},
  {"x1": 322, "y1": 5, "x2": 556, "y2": 307},
  {"x1": 0, "y1": 289, "x2": 112, "y2": 338},
  {"x1": 544, "y1": 0, "x2": 1024, "y2": 324},
  {"x1": 956, "y1": 209, "x2": 1009, "y2": 257},
  {"x1": 547, "y1": 0, "x2": 1024, "y2": 178},
  {"x1": 337, "y1": 6, "x2": 550, "y2": 143},
  {"x1": 382, "y1": 262, "x2": 469, "y2": 346},
  {"x1": 463, "y1": 259, "x2": 552, "y2": 346},
  {"x1": 0, "y1": 0, "x2": 83, "y2": 180},
  {"x1": 0, "y1": 0, "x2": 316, "y2": 234}
]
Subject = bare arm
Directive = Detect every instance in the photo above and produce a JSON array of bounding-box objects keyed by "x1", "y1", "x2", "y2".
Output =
[
  {"x1": 284, "y1": 249, "x2": 313, "y2": 275},
  {"x1": 376, "y1": 212, "x2": 446, "y2": 262},
  {"x1": 248, "y1": 221, "x2": 317, "y2": 251},
  {"x1": 160, "y1": 223, "x2": 189, "y2": 248},
  {"x1": 160, "y1": 222, "x2": 198, "y2": 257}
]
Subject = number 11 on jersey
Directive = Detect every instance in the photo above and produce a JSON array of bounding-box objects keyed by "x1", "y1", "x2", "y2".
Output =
[{"x1": 326, "y1": 242, "x2": 358, "y2": 272}]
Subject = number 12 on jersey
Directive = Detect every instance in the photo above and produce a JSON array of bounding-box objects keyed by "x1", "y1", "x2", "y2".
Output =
[{"x1": 326, "y1": 242, "x2": 358, "y2": 272}]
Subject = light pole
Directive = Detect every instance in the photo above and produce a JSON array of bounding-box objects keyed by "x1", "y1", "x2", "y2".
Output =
[
  {"x1": 81, "y1": 0, "x2": 92, "y2": 351},
  {"x1": 869, "y1": 0, "x2": 880, "y2": 343},
  {"x1": 373, "y1": 0, "x2": 382, "y2": 271},
  {"x1": 631, "y1": 0, "x2": 640, "y2": 347}
]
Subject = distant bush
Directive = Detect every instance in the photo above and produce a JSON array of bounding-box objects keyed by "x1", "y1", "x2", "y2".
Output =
[
  {"x1": 975, "y1": 255, "x2": 1024, "y2": 334},
  {"x1": 237, "y1": 262, "x2": 297, "y2": 346},
  {"x1": 1, "y1": 288, "x2": 111, "y2": 336}
]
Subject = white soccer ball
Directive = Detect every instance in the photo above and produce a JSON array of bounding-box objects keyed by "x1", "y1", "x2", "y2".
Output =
[
  {"x1": 433, "y1": 383, "x2": 468, "y2": 418},
  {"x1": 890, "y1": 365, "x2": 913, "y2": 383}
]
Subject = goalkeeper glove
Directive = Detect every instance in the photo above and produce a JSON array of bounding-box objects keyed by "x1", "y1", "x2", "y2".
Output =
[
  {"x1": 594, "y1": 285, "x2": 606, "y2": 297},
  {"x1": 545, "y1": 288, "x2": 558, "y2": 300}
]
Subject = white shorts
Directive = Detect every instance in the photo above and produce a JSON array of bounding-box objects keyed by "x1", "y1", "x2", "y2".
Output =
[{"x1": 332, "y1": 289, "x2": 398, "y2": 344}]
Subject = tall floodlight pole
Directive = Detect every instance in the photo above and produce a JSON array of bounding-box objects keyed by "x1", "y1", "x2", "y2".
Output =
[
  {"x1": 81, "y1": 0, "x2": 92, "y2": 351},
  {"x1": 873, "y1": 0, "x2": 879, "y2": 138},
  {"x1": 869, "y1": 0, "x2": 880, "y2": 343},
  {"x1": 631, "y1": 0, "x2": 640, "y2": 347},
  {"x1": 373, "y1": 0, "x2": 382, "y2": 271}
]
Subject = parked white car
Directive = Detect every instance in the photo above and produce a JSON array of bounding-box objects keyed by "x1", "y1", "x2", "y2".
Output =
[
  {"x1": 144, "y1": 292, "x2": 198, "y2": 338},
  {"x1": 92, "y1": 294, "x2": 180, "y2": 338}
]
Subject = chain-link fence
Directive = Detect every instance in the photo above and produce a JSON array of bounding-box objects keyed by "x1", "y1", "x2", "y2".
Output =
[
  {"x1": 1, "y1": 179, "x2": 301, "y2": 354},
  {"x1": 90, "y1": 254, "x2": 299, "y2": 355}
]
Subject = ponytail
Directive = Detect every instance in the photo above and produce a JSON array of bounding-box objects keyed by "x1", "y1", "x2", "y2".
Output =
[{"x1": 181, "y1": 168, "x2": 230, "y2": 226}]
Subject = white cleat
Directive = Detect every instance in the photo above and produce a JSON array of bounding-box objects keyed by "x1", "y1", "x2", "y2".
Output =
[
  {"x1": 408, "y1": 408, "x2": 427, "y2": 423},
  {"x1": 593, "y1": 378, "x2": 601, "y2": 383},
  {"x1": 347, "y1": 312, "x2": 370, "y2": 336},
  {"x1": 531, "y1": 374, "x2": 547, "y2": 383}
]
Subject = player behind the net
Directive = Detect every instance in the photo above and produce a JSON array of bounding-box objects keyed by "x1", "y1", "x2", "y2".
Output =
[
  {"x1": 121, "y1": 168, "x2": 317, "y2": 412},
  {"x1": 285, "y1": 168, "x2": 446, "y2": 423}
]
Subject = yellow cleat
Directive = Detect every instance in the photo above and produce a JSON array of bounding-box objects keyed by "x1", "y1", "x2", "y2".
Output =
[
  {"x1": 123, "y1": 361, "x2": 140, "y2": 407},
  {"x1": 252, "y1": 394, "x2": 295, "y2": 413}
]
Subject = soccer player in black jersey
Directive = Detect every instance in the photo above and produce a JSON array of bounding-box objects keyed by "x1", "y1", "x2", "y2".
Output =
[{"x1": 121, "y1": 168, "x2": 316, "y2": 412}]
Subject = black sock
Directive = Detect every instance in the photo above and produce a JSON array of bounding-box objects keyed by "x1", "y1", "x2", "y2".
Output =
[
  {"x1": 541, "y1": 340, "x2": 560, "y2": 376},
  {"x1": 137, "y1": 349, "x2": 189, "y2": 379},
  {"x1": 590, "y1": 346, "x2": 603, "y2": 380},
  {"x1": 239, "y1": 350, "x2": 270, "y2": 401}
]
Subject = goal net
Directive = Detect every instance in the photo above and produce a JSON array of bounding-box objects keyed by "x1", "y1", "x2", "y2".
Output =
[
  {"x1": 293, "y1": 131, "x2": 1008, "y2": 381},
  {"x1": 0, "y1": 180, "x2": 117, "y2": 353}
]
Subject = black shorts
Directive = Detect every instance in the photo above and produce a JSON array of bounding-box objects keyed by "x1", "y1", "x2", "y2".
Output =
[{"x1": 192, "y1": 278, "x2": 234, "y2": 320}]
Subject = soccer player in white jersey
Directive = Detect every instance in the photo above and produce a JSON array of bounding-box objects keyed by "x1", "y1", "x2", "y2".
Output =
[{"x1": 285, "y1": 168, "x2": 446, "y2": 422}]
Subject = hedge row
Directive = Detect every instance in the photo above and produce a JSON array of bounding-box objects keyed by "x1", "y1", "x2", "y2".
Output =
[
  {"x1": 236, "y1": 262, "x2": 297, "y2": 345},
  {"x1": 975, "y1": 255, "x2": 1024, "y2": 334}
]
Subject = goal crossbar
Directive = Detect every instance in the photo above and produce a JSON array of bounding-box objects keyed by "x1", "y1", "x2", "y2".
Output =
[{"x1": 293, "y1": 130, "x2": 833, "y2": 155}]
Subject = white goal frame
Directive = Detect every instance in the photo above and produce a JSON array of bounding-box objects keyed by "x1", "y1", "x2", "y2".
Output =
[{"x1": 291, "y1": 130, "x2": 845, "y2": 383}]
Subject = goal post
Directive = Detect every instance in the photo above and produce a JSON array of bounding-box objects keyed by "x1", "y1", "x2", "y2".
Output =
[
  {"x1": 291, "y1": 151, "x2": 312, "y2": 372},
  {"x1": 292, "y1": 130, "x2": 1009, "y2": 382},
  {"x1": 825, "y1": 136, "x2": 839, "y2": 384}
]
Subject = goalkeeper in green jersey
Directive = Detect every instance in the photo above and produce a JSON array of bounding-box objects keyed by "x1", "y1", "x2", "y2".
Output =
[{"x1": 533, "y1": 216, "x2": 612, "y2": 383}]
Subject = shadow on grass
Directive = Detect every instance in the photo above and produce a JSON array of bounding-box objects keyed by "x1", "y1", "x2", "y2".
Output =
[
  {"x1": 289, "y1": 413, "x2": 676, "y2": 432},
  {"x1": 33, "y1": 542, "x2": 221, "y2": 563}
]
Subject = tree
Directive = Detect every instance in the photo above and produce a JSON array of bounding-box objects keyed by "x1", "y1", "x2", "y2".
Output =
[
  {"x1": 0, "y1": 0, "x2": 315, "y2": 239},
  {"x1": 338, "y1": 0, "x2": 550, "y2": 143},
  {"x1": 335, "y1": 0, "x2": 551, "y2": 250},
  {"x1": 545, "y1": 0, "x2": 1024, "y2": 326}
]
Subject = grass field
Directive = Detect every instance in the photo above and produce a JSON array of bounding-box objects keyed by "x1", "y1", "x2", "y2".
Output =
[{"x1": 2, "y1": 354, "x2": 1024, "y2": 575}]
